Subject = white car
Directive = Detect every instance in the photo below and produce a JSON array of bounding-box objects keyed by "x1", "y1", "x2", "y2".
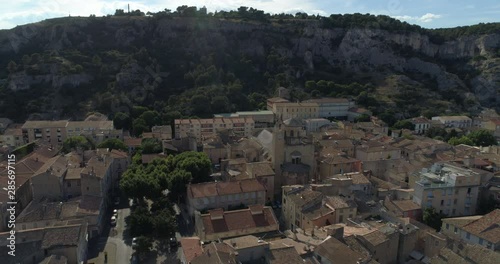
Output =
[
  {"x1": 113, "y1": 209, "x2": 118, "y2": 216},
  {"x1": 132, "y1": 237, "x2": 138, "y2": 247},
  {"x1": 111, "y1": 216, "x2": 117, "y2": 226}
]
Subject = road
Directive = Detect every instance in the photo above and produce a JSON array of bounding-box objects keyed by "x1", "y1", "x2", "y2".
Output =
[{"x1": 87, "y1": 201, "x2": 133, "y2": 264}]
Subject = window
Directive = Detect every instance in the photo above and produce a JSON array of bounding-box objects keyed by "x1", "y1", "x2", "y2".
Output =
[
  {"x1": 454, "y1": 199, "x2": 457, "y2": 205},
  {"x1": 441, "y1": 200, "x2": 444, "y2": 206},
  {"x1": 446, "y1": 223, "x2": 450, "y2": 230},
  {"x1": 339, "y1": 216, "x2": 344, "y2": 222},
  {"x1": 67, "y1": 182, "x2": 71, "y2": 187},
  {"x1": 466, "y1": 232, "x2": 470, "y2": 240},
  {"x1": 454, "y1": 227, "x2": 458, "y2": 234}
]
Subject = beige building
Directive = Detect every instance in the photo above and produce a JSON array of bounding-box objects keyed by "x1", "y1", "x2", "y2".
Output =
[
  {"x1": 431, "y1": 116, "x2": 472, "y2": 128},
  {"x1": 269, "y1": 100, "x2": 319, "y2": 120},
  {"x1": 174, "y1": 117, "x2": 255, "y2": 140},
  {"x1": 318, "y1": 151, "x2": 363, "y2": 182},
  {"x1": 280, "y1": 186, "x2": 354, "y2": 232},
  {"x1": 215, "y1": 110, "x2": 275, "y2": 128},
  {"x1": 271, "y1": 118, "x2": 316, "y2": 196},
  {"x1": 22, "y1": 120, "x2": 69, "y2": 145},
  {"x1": 413, "y1": 162, "x2": 481, "y2": 216},
  {"x1": 187, "y1": 179, "x2": 266, "y2": 214},
  {"x1": 441, "y1": 209, "x2": 500, "y2": 251},
  {"x1": 21, "y1": 120, "x2": 122, "y2": 145},
  {"x1": 303, "y1": 98, "x2": 355, "y2": 119},
  {"x1": 194, "y1": 205, "x2": 279, "y2": 242},
  {"x1": 0, "y1": 124, "x2": 23, "y2": 147},
  {"x1": 0, "y1": 222, "x2": 88, "y2": 264}
]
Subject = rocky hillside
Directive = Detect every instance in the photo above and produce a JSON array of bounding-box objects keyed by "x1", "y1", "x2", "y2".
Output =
[{"x1": 0, "y1": 13, "x2": 499, "y2": 125}]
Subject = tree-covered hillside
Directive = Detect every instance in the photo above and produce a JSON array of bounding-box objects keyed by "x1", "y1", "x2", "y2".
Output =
[{"x1": 0, "y1": 6, "x2": 499, "y2": 133}]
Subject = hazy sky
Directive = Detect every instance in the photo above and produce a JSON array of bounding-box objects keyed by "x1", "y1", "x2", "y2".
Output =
[{"x1": 1, "y1": 0, "x2": 499, "y2": 30}]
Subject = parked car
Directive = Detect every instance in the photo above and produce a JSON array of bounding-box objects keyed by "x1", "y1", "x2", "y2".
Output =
[
  {"x1": 169, "y1": 237, "x2": 178, "y2": 248},
  {"x1": 110, "y1": 216, "x2": 117, "y2": 226},
  {"x1": 132, "y1": 237, "x2": 138, "y2": 247}
]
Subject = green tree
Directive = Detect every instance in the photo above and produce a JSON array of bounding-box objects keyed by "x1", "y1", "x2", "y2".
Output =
[
  {"x1": 113, "y1": 112, "x2": 131, "y2": 130},
  {"x1": 141, "y1": 138, "x2": 163, "y2": 154},
  {"x1": 139, "y1": 110, "x2": 160, "y2": 128},
  {"x1": 168, "y1": 169, "x2": 192, "y2": 198},
  {"x1": 392, "y1": 120, "x2": 415, "y2": 130},
  {"x1": 423, "y1": 207, "x2": 444, "y2": 231},
  {"x1": 127, "y1": 206, "x2": 154, "y2": 236},
  {"x1": 120, "y1": 167, "x2": 162, "y2": 200},
  {"x1": 211, "y1": 95, "x2": 230, "y2": 113},
  {"x1": 97, "y1": 138, "x2": 128, "y2": 151},
  {"x1": 152, "y1": 209, "x2": 178, "y2": 237},
  {"x1": 62, "y1": 136, "x2": 93, "y2": 153},
  {"x1": 354, "y1": 114, "x2": 371, "y2": 123},
  {"x1": 171, "y1": 152, "x2": 212, "y2": 183},
  {"x1": 132, "y1": 118, "x2": 148, "y2": 137},
  {"x1": 467, "y1": 129, "x2": 497, "y2": 146},
  {"x1": 448, "y1": 136, "x2": 473, "y2": 146},
  {"x1": 133, "y1": 236, "x2": 153, "y2": 256}
]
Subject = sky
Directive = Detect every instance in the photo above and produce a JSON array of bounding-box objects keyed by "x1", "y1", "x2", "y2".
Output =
[{"x1": 0, "y1": 0, "x2": 499, "y2": 30}]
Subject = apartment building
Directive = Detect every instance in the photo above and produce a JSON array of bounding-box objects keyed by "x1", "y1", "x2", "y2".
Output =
[
  {"x1": 174, "y1": 117, "x2": 255, "y2": 140},
  {"x1": 186, "y1": 179, "x2": 266, "y2": 214},
  {"x1": 441, "y1": 209, "x2": 500, "y2": 251},
  {"x1": 214, "y1": 110, "x2": 275, "y2": 128},
  {"x1": 413, "y1": 162, "x2": 481, "y2": 216},
  {"x1": 303, "y1": 98, "x2": 355, "y2": 118},
  {"x1": 410, "y1": 117, "x2": 431, "y2": 134},
  {"x1": 21, "y1": 120, "x2": 122, "y2": 145},
  {"x1": 266, "y1": 97, "x2": 319, "y2": 120},
  {"x1": 431, "y1": 116, "x2": 472, "y2": 128}
]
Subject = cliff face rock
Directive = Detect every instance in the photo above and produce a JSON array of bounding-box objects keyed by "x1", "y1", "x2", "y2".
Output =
[{"x1": 0, "y1": 17, "x2": 499, "y2": 110}]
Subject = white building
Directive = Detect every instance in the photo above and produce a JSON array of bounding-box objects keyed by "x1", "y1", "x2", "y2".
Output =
[{"x1": 431, "y1": 116, "x2": 472, "y2": 128}]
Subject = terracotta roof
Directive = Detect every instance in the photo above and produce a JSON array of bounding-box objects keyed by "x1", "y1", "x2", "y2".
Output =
[
  {"x1": 267, "y1": 247, "x2": 304, "y2": 264},
  {"x1": 315, "y1": 237, "x2": 366, "y2": 264},
  {"x1": 22, "y1": 120, "x2": 69, "y2": 129},
  {"x1": 303, "y1": 98, "x2": 350, "y2": 104},
  {"x1": 442, "y1": 215, "x2": 483, "y2": 228},
  {"x1": 180, "y1": 237, "x2": 203, "y2": 263},
  {"x1": 287, "y1": 189, "x2": 323, "y2": 209},
  {"x1": 326, "y1": 196, "x2": 356, "y2": 209},
  {"x1": 350, "y1": 173, "x2": 370, "y2": 185},
  {"x1": 191, "y1": 242, "x2": 237, "y2": 264},
  {"x1": 200, "y1": 207, "x2": 278, "y2": 236},
  {"x1": 461, "y1": 209, "x2": 500, "y2": 243},
  {"x1": 269, "y1": 238, "x2": 309, "y2": 255},
  {"x1": 141, "y1": 153, "x2": 167, "y2": 164},
  {"x1": 124, "y1": 137, "x2": 142, "y2": 147},
  {"x1": 267, "y1": 97, "x2": 290, "y2": 103},
  {"x1": 224, "y1": 235, "x2": 266, "y2": 249},
  {"x1": 361, "y1": 230, "x2": 388, "y2": 246},
  {"x1": 188, "y1": 179, "x2": 265, "y2": 198},
  {"x1": 41, "y1": 224, "x2": 83, "y2": 249},
  {"x1": 391, "y1": 200, "x2": 421, "y2": 212}
]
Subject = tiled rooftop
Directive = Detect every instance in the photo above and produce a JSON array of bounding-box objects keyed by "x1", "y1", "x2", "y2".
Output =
[{"x1": 200, "y1": 207, "x2": 278, "y2": 236}]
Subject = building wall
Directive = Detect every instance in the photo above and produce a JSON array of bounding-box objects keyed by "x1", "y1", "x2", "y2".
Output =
[
  {"x1": 31, "y1": 172, "x2": 63, "y2": 201},
  {"x1": 203, "y1": 146, "x2": 228, "y2": 164},
  {"x1": 234, "y1": 245, "x2": 269, "y2": 263},
  {"x1": 334, "y1": 207, "x2": 357, "y2": 224},
  {"x1": 318, "y1": 160, "x2": 362, "y2": 181},
  {"x1": 441, "y1": 221, "x2": 498, "y2": 251},
  {"x1": 64, "y1": 179, "x2": 82, "y2": 199},
  {"x1": 188, "y1": 191, "x2": 266, "y2": 214},
  {"x1": 414, "y1": 185, "x2": 479, "y2": 217}
]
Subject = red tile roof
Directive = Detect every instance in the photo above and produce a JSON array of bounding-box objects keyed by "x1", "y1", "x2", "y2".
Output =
[
  {"x1": 188, "y1": 179, "x2": 265, "y2": 198},
  {"x1": 201, "y1": 207, "x2": 278, "y2": 236},
  {"x1": 180, "y1": 237, "x2": 203, "y2": 263},
  {"x1": 461, "y1": 209, "x2": 500, "y2": 244}
]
